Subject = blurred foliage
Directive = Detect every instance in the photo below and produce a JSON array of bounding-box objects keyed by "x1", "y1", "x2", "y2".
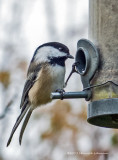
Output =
[
  {"x1": 17, "y1": 61, "x2": 27, "y2": 72},
  {"x1": 77, "y1": 102, "x2": 87, "y2": 120},
  {"x1": 111, "y1": 133, "x2": 118, "y2": 146},
  {"x1": 0, "y1": 71, "x2": 10, "y2": 88},
  {"x1": 41, "y1": 100, "x2": 79, "y2": 140}
]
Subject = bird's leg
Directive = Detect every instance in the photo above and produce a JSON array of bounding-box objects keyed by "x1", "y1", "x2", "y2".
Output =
[{"x1": 55, "y1": 89, "x2": 65, "y2": 100}]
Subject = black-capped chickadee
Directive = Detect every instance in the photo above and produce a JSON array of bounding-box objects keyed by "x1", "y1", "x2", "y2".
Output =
[{"x1": 7, "y1": 42, "x2": 74, "y2": 146}]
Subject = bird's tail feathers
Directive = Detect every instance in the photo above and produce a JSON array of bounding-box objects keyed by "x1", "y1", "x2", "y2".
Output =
[
  {"x1": 19, "y1": 109, "x2": 32, "y2": 145},
  {"x1": 7, "y1": 100, "x2": 29, "y2": 147}
]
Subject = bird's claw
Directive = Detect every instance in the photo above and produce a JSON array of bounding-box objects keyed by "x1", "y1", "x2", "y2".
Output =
[{"x1": 55, "y1": 89, "x2": 65, "y2": 100}]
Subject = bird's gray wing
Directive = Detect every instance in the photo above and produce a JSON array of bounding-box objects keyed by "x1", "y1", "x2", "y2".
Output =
[
  {"x1": 20, "y1": 74, "x2": 36, "y2": 109},
  {"x1": 7, "y1": 76, "x2": 35, "y2": 147},
  {"x1": 7, "y1": 64, "x2": 42, "y2": 146},
  {"x1": 20, "y1": 64, "x2": 42, "y2": 110}
]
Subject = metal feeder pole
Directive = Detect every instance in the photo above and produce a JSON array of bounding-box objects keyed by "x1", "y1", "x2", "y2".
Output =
[
  {"x1": 51, "y1": 91, "x2": 88, "y2": 99},
  {"x1": 88, "y1": 0, "x2": 118, "y2": 128}
]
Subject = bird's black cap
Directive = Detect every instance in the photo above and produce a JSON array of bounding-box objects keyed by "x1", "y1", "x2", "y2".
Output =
[{"x1": 34, "y1": 42, "x2": 70, "y2": 56}]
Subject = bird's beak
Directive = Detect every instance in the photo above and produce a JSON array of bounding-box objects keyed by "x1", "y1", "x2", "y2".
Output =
[{"x1": 67, "y1": 54, "x2": 74, "y2": 59}]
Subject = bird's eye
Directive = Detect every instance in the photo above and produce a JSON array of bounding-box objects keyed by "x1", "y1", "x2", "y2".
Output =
[{"x1": 59, "y1": 47, "x2": 63, "y2": 51}]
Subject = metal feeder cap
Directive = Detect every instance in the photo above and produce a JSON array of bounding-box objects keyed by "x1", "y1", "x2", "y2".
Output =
[{"x1": 87, "y1": 98, "x2": 118, "y2": 128}]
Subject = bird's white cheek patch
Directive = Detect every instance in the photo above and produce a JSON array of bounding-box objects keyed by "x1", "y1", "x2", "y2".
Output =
[{"x1": 34, "y1": 46, "x2": 67, "y2": 63}]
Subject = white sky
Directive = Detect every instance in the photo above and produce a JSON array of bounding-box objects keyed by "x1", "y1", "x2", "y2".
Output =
[{"x1": 23, "y1": 0, "x2": 89, "y2": 58}]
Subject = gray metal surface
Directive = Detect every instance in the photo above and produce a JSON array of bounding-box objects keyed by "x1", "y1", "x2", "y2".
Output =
[
  {"x1": 75, "y1": 39, "x2": 99, "y2": 100},
  {"x1": 76, "y1": 39, "x2": 99, "y2": 88},
  {"x1": 51, "y1": 91, "x2": 88, "y2": 99},
  {"x1": 89, "y1": 0, "x2": 118, "y2": 101},
  {"x1": 88, "y1": 98, "x2": 118, "y2": 128}
]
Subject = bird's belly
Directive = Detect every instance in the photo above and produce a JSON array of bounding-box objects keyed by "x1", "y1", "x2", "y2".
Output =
[
  {"x1": 28, "y1": 65, "x2": 65, "y2": 108},
  {"x1": 29, "y1": 79, "x2": 52, "y2": 107}
]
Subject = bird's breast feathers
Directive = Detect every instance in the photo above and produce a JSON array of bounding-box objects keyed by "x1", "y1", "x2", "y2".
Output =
[{"x1": 28, "y1": 64, "x2": 65, "y2": 107}]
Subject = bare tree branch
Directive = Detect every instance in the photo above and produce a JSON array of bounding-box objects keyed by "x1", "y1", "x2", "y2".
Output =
[{"x1": 0, "y1": 95, "x2": 16, "y2": 119}]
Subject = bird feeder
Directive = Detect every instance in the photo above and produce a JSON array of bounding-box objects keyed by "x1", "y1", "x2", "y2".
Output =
[{"x1": 52, "y1": 0, "x2": 118, "y2": 129}]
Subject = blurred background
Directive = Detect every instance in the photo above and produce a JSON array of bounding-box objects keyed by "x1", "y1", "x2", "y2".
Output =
[{"x1": 0, "y1": 0, "x2": 118, "y2": 160}]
